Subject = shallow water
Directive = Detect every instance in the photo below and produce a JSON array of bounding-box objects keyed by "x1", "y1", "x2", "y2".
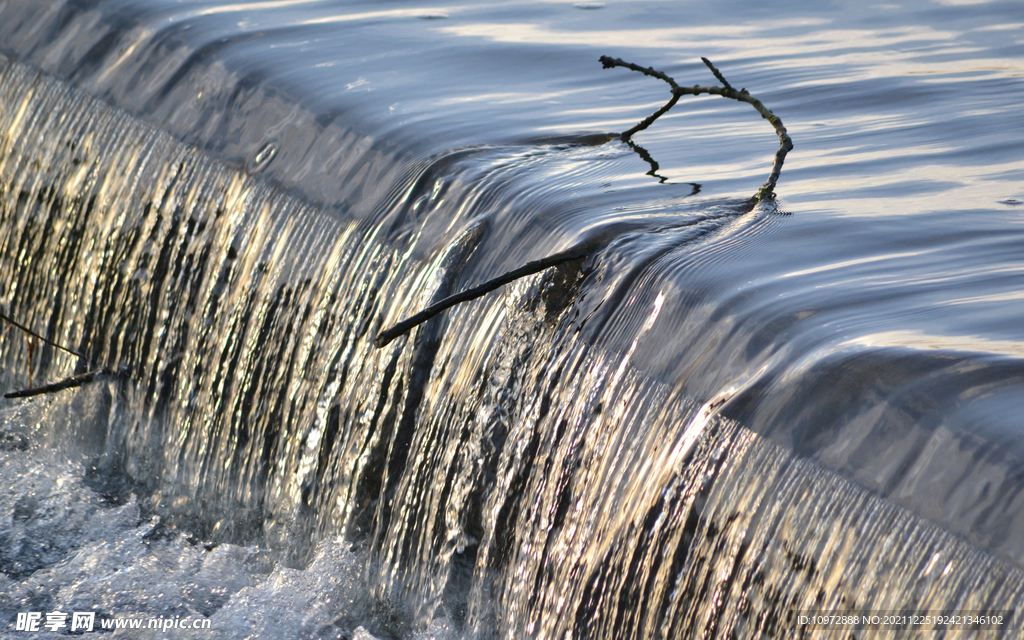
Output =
[{"x1": 1, "y1": 0, "x2": 1024, "y2": 638}]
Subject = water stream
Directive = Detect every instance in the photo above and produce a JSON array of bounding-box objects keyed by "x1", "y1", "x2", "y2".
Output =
[{"x1": 1, "y1": 1, "x2": 1024, "y2": 638}]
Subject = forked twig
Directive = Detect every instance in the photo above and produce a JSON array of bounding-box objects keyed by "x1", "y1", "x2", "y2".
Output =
[
  {"x1": 600, "y1": 55, "x2": 793, "y2": 201},
  {"x1": 1, "y1": 308, "x2": 112, "y2": 399},
  {"x1": 374, "y1": 56, "x2": 794, "y2": 349}
]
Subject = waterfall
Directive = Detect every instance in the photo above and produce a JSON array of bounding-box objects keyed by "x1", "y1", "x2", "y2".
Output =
[{"x1": 2, "y1": 7, "x2": 1023, "y2": 638}]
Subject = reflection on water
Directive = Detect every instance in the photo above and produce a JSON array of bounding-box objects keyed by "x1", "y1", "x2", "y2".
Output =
[{"x1": 1, "y1": 0, "x2": 1024, "y2": 637}]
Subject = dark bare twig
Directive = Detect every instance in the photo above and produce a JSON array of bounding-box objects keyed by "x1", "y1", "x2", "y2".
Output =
[
  {"x1": 374, "y1": 56, "x2": 793, "y2": 350},
  {"x1": 619, "y1": 92, "x2": 682, "y2": 141},
  {"x1": 599, "y1": 58, "x2": 681, "y2": 92},
  {"x1": 701, "y1": 57, "x2": 733, "y2": 91},
  {"x1": 0, "y1": 309, "x2": 88, "y2": 361},
  {"x1": 600, "y1": 55, "x2": 793, "y2": 201},
  {"x1": 374, "y1": 247, "x2": 587, "y2": 348},
  {"x1": 0, "y1": 308, "x2": 116, "y2": 398},
  {"x1": 626, "y1": 140, "x2": 669, "y2": 183},
  {"x1": 4, "y1": 367, "x2": 114, "y2": 399}
]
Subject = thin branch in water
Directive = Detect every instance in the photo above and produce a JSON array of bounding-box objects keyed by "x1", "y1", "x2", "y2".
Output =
[
  {"x1": 626, "y1": 140, "x2": 703, "y2": 196},
  {"x1": 0, "y1": 309, "x2": 89, "y2": 361},
  {"x1": 627, "y1": 140, "x2": 668, "y2": 183},
  {"x1": 600, "y1": 55, "x2": 794, "y2": 201},
  {"x1": 375, "y1": 55, "x2": 791, "y2": 350},
  {"x1": 701, "y1": 56, "x2": 733, "y2": 91},
  {"x1": 374, "y1": 247, "x2": 588, "y2": 348},
  {"x1": 0, "y1": 308, "x2": 114, "y2": 399},
  {"x1": 4, "y1": 367, "x2": 115, "y2": 399},
  {"x1": 619, "y1": 91, "x2": 682, "y2": 142}
]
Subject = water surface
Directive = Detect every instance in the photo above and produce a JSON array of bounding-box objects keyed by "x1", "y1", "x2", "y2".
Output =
[{"x1": 1, "y1": 0, "x2": 1024, "y2": 637}]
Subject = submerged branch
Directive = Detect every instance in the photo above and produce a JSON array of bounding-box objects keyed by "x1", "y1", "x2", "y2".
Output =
[
  {"x1": 600, "y1": 55, "x2": 793, "y2": 201},
  {"x1": 374, "y1": 247, "x2": 588, "y2": 348},
  {"x1": 4, "y1": 367, "x2": 115, "y2": 399},
  {"x1": 0, "y1": 307, "x2": 116, "y2": 398},
  {"x1": 627, "y1": 140, "x2": 669, "y2": 183},
  {"x1": 0, "y1": 308, "x2": 88, "y2": 362},
  {"x1": 375, "y1": 55, "x2": 793, "y2": 349}
]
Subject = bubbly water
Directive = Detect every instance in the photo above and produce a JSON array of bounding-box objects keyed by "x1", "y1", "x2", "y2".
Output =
[{"x1": 1, "y1": 0, "x2": 1024, "y2": 638}]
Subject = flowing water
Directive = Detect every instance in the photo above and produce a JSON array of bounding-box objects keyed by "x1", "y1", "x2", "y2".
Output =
[{"x1": 1, "y1": 0, "x2": 1024, "y2": 638}]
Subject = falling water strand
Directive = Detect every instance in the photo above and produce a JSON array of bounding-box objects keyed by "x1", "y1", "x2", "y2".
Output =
[{"x1": 2, "y1": 55, "x2": 1023, "y2": 638}]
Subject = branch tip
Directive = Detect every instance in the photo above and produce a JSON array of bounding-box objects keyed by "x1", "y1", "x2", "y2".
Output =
[
  {"x1": 375, "y1": 248, "x2": 587, "y2": 348},
  {"x1": 701, "y1": 57, "x2": 734, "y2": 91}
]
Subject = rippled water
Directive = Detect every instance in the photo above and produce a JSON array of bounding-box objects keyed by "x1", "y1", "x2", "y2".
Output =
[{"x1": 1, "y1": 0, "x2": 1024, "y2": 638}]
